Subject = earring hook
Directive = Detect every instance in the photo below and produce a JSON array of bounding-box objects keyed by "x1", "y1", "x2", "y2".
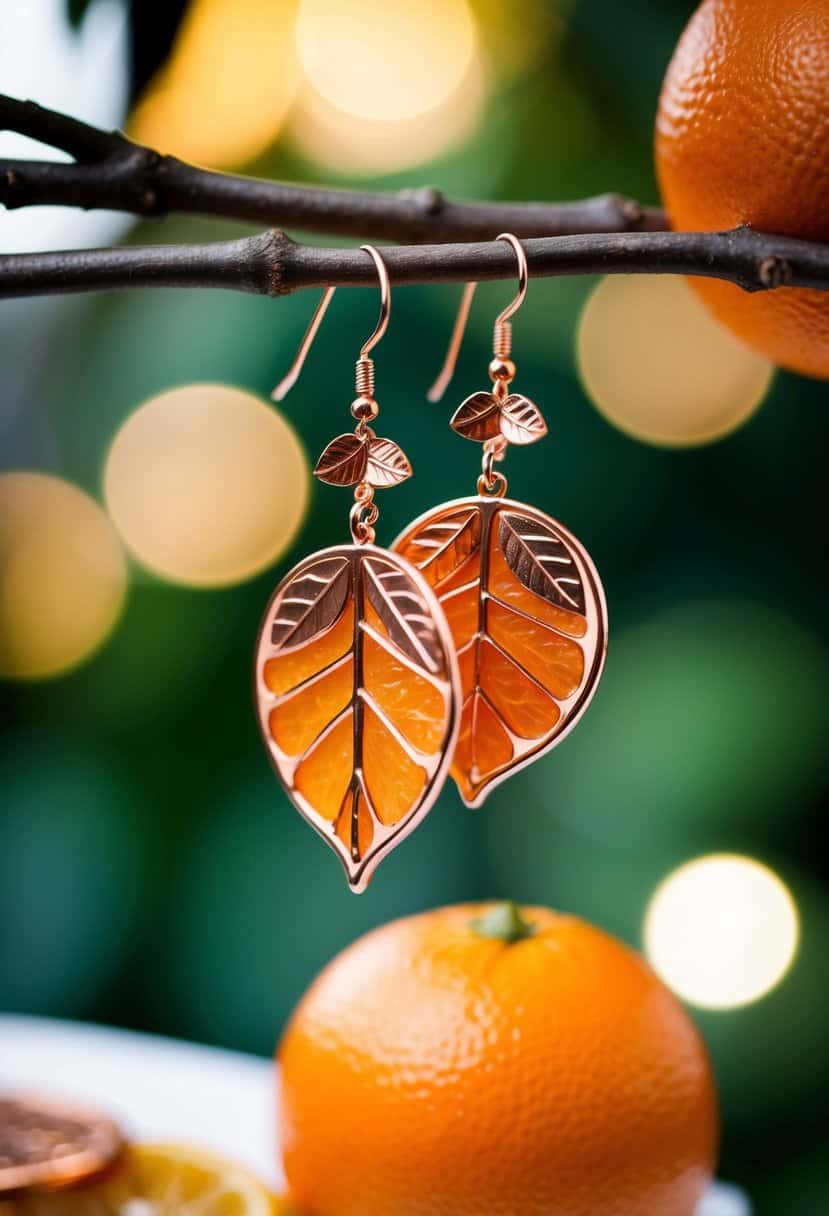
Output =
[
  {"x1": 357, "y1": 244, "x2": 391, "y2": 359},
  {"x1": 427, "y1": 232, "x2": 528, "y2": 403},
  {"x1": 271, "y1": 244, "x2": 391, "y2": 402}
]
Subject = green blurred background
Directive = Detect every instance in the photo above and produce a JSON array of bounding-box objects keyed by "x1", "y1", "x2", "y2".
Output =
[{"x1": 1, "y1": 2, "x2": 828, "y2": 1211}]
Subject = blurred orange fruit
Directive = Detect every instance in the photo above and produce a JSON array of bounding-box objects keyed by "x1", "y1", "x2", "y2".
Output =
[
  {"x1": 656, "y1": 0, "x2": 829, "y2": 378},
  {"x1": 278, "y1": 902, "x2": 718, "y2": 1216}
]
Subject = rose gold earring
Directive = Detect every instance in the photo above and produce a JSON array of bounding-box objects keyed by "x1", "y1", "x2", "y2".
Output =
[
  {"x1": 254, "y1": 246, "x2": 461, "y2": 892},
  {"x1": 393, "y1": 233, "x2": 608, "y2": 807}
]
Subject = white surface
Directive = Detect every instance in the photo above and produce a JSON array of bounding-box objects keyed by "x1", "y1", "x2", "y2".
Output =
[
  {"x1": 0, "y1": 1015, "x2": 749, "y2": 1213},
  {"x1": 0, "y1": 1015, "x2": 282, "y2": 1188}
]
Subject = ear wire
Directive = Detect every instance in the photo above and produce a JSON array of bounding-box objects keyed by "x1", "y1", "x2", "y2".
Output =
[
  {"x1": 426, "y1": 233, "x2": 529, "y2": 403},
  {"x1": 271, "y1": 245, "x2": 391, "y2": 403}
]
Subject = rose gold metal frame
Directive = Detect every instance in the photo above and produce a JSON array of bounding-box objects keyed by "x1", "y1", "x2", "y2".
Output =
[
  {"x1": 254, "y1": 543, "x2": 461, "y2": 891},
  {"x1": 393, "y1": 495, "x2": 608, "y2": 808}
]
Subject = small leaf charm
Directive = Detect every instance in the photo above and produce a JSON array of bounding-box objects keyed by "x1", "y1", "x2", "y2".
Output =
[
  {"x1": 450, "y1": 392, "x2": 503, "y2": 441},
  {"x1": 450, "y1": 390, "x2": 547, "y2": 446},
  {"x1": 365, "y1": 437, "x2": 412, "y2": 487},
  {"x1": 314, "y1": 433, "x2": 368, "y2": 486},
  {"x1": 498, "y1": 394, "x2": 548, "y2": 445}
]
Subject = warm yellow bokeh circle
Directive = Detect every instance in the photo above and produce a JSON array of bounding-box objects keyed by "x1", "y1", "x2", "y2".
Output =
[
  {"x1": 130, "y1": 0, "x2": 301, "y2": 168},
  {"x1": 289, "y1": 0, "x2": 481, "y2": 175},
  {"x1": 0, "y1": 472, "x2": 128, "y2": 680},
  {"x1": 295, "y1": 0, "x2": 477, "y2": 123},
  {"x1": 644, "y1": 853, "x2": 799, "y2": 1010},
  {"x1": 289, "y1": 55, "x2": 484, "y2": 177},
  {"x1": 104, "y1": 385, "x2": 309, "y2": 588},
  {"x1": 578, "y1": 275, "x2": 774, "y2": 446}
]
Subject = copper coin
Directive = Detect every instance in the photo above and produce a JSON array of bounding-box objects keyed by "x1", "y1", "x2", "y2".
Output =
[{"x1": 0, "y1": 1094, "x2": 125, "y2": 1195}]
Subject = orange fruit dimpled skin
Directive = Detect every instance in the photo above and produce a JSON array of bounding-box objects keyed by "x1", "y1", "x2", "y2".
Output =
[
  {"x1": 278, "y1": 903, "x2": 719, "y2": 1216},
  {"x1": 656, "y1": 0, "x2": 829, "y2": 377}
]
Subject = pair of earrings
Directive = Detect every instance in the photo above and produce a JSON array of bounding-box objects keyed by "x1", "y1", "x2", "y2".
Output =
[{"x1": 254, "y1": 237, "x2": 607, "y2": 892}]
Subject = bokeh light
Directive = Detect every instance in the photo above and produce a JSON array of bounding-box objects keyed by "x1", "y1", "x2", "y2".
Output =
[
  {"x1": 578, "y1": 276, "x2": 774, "y2": 446},
  {"x1": 130, "y1": 0, "x2": 301, "y2": 168},
  {"x1": 485, "y1": 597, "x2": 829, "y2": 958},
  {"x1": 295, "y1": 0, "x2": 476, "y2": 122},
  {"x1": 289, "y1": 0, "x2": 483, "y2": 174},
  {"x1": 644, "y1": 854, "x2": 799, "y2": 1010},
  {"x1": 288, "y1": 59, "x2": 484, "y2": 176},
  {"x1": 697, "y1": 1185, "x2": 751, "y2": 1216},
  {"x1": 103, "y1": 385, "x2": 309, "y2": 589},
  {"x1": 0, "y1": 472, "x2": 128, "y2": 680},
  {"x1": 693, "y1": 871, "x2": 829, "y2": 1132}
]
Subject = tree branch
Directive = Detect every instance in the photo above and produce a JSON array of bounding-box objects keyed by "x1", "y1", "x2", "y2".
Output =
[
  {"x1": 2, "y1": 227, "x2": 826, "y2": 299},
  {"x1": 0, "y1": 95, "x2": 665, "y2": 241},
  {"x1": 1, "y1": 94, "x2": 828, "y2": 301}
]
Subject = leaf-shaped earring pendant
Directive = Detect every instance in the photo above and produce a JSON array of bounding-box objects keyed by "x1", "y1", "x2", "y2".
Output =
[
  {"x1": 254, "y1": 543, "x2": 460, "y2": 890},
  {"x1": 256, "y1": 245, "x2": 461, "y2": 891},
  {"x1": 406, "y1": 233, "x2": 608, "y2": 806},
  {"x1": 394, "y1": 497, "x2": 606, "y2": 806}
]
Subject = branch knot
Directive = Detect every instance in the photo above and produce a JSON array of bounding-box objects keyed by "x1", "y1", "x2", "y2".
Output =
[
  {"x1": 3, "y1": 167, "x2": 27, "y2": 208},
  {"x1": 758, "y1": 255, "x2": 792, "y2": 289}
]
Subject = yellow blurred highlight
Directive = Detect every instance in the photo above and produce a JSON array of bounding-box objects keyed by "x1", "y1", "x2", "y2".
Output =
[
  {"x1": 104, "y1": 385, "x2": 309, "y2": 589},
  {"x1": 644, "y1": 854, "x2": 799, "y2": 1010},
  {"x1": 130, "y1": 0, "x2": 300, "y2": 168},
  {"x1": 296, "y1": 0, "x2": 476, "y2": 122},
  {"x1": 289, "y1": 55, "x2": 484, "y2": 176},
  {"x1": 0, "y1": 472, "x2": 127, "y2": 680},
  {"x1": 289, "y1": 0, "x2": 482, "y2": 175},
  {"x1": 578, "y1": 276, "x2": 774, "y2": 447}
]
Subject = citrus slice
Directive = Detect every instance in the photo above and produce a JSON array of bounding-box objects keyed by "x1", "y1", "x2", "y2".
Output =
[{"x1": 4, "y1": 1143, "x2": 287, "y2": 1215}]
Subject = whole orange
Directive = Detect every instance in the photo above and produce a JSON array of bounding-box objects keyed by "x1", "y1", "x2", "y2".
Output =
[
  {"x1": 656, "y1": 0, "x2": 829, "y2": 378},
  {"x1": 277, "y1": 903, "x2": 718, "y2": 1216}
]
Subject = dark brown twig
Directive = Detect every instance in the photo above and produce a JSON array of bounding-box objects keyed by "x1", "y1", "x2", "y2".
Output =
[
  {"x1": 1, "y1": 228, "x2": 826, "y2": 300},
  {"x1": 0, "y1": 96, "x2": 665, "y2": 241}
]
